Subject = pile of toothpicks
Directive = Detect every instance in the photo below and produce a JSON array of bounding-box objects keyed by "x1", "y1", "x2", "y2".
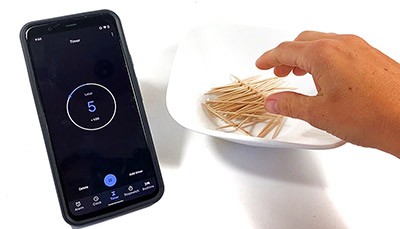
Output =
[{"x1": 202, "y1": 75, "x2": 289, "y2": 139}]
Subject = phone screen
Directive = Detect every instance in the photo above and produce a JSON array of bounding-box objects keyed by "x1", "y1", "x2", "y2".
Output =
[{"x1": 23, "y1": 12, "x2": 162, "y2": 223}]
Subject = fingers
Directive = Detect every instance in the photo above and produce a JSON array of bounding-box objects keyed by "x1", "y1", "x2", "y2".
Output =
[
  {"x1": 265, "y1": 91, "x2": 321, "y2": 124},
  {"x1": 256, "y1": 41, "x2": 310, "y2": 71},
  {"x1": 258, "y1": 31, "x2": 336, "y2": 122},
  {"x1": 274, "y1": 66, "x2": 308, "y2": 77},
  {"x1": 274, "y1": 65, "x2": 293, "y2": 77},
  {"x1": 293, "y1": 67, "x2": 307, "y2": 76},
  {"x1": 256, "y1": 31, "x2": 337, "y2": 73}
]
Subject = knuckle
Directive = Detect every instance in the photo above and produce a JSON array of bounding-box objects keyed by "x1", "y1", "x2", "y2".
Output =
[
  {"x1": 339, "y1": 34, "x2": 364, "y2": 43},
  {"x1": 278, "y1": 96, "x2": 299, "y2": 119},
  {"x1": 283, "y1": 99, "x2": 296, "y2": 118},
  {"x1": 311, "y1": 39, "x2": 336, "y2": 55},
  {"x1": 280, "y1": 95, "x2": 315, "y2": 121},
  {"x1": 276, "y1": 41, "x2": 291, "y2": 50},
  {"x1": 308, "y1": 39, "x2": 340, "y2": 66},
  {"x1": 295, "y1": 30, "x2": 313, "y2": 40}
]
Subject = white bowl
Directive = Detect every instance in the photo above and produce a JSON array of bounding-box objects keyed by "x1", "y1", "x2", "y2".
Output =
[{"x1": 166, "y1": 24, "x2": 345, "y2": 149}]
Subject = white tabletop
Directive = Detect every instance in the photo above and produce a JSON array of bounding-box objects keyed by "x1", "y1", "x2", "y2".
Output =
[{"x1": 2, "y1": 1, "x2": 400, "y2": 228}]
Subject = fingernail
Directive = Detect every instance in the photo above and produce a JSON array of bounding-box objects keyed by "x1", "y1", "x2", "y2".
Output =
[{"x1": 265, "y1": 99, "x2": 280, "y2": 114}]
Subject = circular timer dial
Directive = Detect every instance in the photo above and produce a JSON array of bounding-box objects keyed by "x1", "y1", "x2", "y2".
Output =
[{"x1": 66, "y1": 83, "x2": 116, "y2": 131}]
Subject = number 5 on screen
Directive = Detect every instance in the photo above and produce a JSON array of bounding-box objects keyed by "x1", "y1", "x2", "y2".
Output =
[{"x1": 88, "y1": 101, "x2": 96, "y2": 112}]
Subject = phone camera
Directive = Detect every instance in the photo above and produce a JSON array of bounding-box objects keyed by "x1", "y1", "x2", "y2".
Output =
[{"x1": 47, "y1": 23, "x2": 60, "y2": 32}]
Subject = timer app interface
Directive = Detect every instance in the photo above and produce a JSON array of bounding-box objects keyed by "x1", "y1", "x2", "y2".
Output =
[{"x1": 28, "y1": 19, "x2": 158, "y2": 217}]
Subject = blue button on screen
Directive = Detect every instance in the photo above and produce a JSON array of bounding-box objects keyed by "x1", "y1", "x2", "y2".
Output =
[{"x1": 104, "y1": 174, "x2": 117, "y2": 187}]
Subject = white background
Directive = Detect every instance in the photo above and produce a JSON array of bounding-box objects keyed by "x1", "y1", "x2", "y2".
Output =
[{"x1": 1, "y1": 0, "x2": 400, "y2": 228}]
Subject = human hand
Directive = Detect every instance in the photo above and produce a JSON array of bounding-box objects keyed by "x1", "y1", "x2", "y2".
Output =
[{"x1": 256, "y1": 31, "x2": 400, "y2": 157}]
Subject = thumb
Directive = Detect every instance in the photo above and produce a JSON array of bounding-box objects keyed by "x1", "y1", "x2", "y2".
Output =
[{"x1": 264, "y1": 91, "x2": 316, "y2": 121}]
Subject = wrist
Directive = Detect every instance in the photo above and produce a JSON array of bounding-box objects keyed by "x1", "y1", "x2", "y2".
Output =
[{"x1": 377, "y1": 93, "x2": 400, "y2": 158}]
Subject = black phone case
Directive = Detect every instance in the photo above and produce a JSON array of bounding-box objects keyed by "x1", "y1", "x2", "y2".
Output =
[{"x1": 20, "y1": 9, "x2": 164, "y2": 226}]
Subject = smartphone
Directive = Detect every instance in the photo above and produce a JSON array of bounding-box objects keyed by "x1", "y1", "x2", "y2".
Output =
[{"x1": 20, "y1": 10, "x2": 164, "y2": 226}]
